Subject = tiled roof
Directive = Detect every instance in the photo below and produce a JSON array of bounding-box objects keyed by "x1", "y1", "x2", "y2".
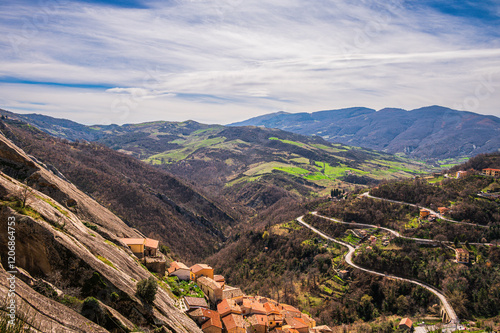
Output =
[
  {"x1": 120, "y1": 238, "x2": 145, "y2": 245},
  {"x1": 399, "y1": 318, "x2": 412, "y2": 328},
  {"x1": 248, "y1": 314, "x2": 268, "y2": 326},
  {"x1": 144, "y1": 238, "x2": 159, "y2": 249},
  {"x1": 285, "y1": 317, "x2": 308, "y2": 330},
  {"x1": 456, "y1": 248, "x2": 469, "y2": 254},
  {"x1": 202, "y1": 315, "x2": 223, "y2": 330},
  {"x1": 222, "y1": 313, "x2": 245, "y2": 331},
  {"x1": 168, "y1": 261, "x2": 190, "y2": 273},
  {"x1": 184, "y1": 296, "x2": 208, "y2": 308},
  {"x1": 197, "y1": 277, "x2": 221, "y2": 291},
  {"x1": 191, "y1": 264, "x2": 213, "y2": 273},
  {"x1": 217, "y1": 299, "x2": 241, "y2": 317},
  {"x1": 214, "y1": 275, "x2": 225, "y2": 282}
]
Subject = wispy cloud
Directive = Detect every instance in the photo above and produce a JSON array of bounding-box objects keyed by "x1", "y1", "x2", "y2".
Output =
[{"x1": 0, "y1": 0, "x2": 499, "y2": 125}]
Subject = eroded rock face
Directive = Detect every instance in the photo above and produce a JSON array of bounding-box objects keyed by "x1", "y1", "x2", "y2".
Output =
[{"x1": 0, "y1": 133, "x2": 202, "y2": 333}]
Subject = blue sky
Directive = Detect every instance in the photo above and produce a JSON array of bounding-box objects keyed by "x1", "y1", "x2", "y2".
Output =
[{"x1": 0, "y1": 0, "x2": 499, "y2": 125}]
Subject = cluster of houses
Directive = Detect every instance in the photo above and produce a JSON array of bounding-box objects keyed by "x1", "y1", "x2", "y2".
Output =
[
  {"x1": 168, "y1": 261, "x2": 327, "y2": 333},
  {"x1": 120, "y1": 237, "x2": 166, "y2": 275}
]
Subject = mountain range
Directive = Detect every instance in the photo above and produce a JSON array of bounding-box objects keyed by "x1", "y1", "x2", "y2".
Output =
[{"x1": 230, "y1": 106, "x2": 500, "y2": 160}]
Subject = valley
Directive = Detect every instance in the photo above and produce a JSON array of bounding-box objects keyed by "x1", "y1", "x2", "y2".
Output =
[{"x1": 0, "y1": 109, "x2": 499, "y2": 333}]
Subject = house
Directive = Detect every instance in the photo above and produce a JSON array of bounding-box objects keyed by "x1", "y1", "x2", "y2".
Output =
[
  {"x1": 120, "y1": 237, "x2": 159, "y2": 258},
  {"x1": 419, "y1": 209, "x2": 430, "y2": 219},
  {"x1": 483, "y1": 168, "x2": 500, "y2": 177},
  {"x1": 264, "y1": 302, "x2": 283, "y2": 329},
  {"x1": 217, "y1": 299, "x2": 242, "y2": 318},
  {"x1": 222, "y1": 313, "x2": 246, "y2": 333},
  {"x1": 222, "y1": 285, "x2": 244, "y2": 300},
  {"x1": 398, "y1": 318, "x2": 413, "y2": 331},
  {"x1": 437, "y1": 207, "x2": 449, "y2": 215},
  {"x1": 184, "y1": 296, "x2": 209, "y2": 311},
  {"x1": 201, "y1": 315, "x2": 223, "y2": 333},
  {"x1": 246, "y1": 314, "x2": 268, "y2": 333},
  {"x1": 338, "y1": 270, "x2": 349, "y2": 279},
  {"x1": 284, "y1": 317, "x2": 308, "y2": 333},
  {"x1": 428, "y1": 214, "x2": 437, "y2": 222},
  {"x1": 456, "y1": 248, "x2": 470, "y2": 264},
  {"x1": 191, "y1": 264, "x2": 214, "y2": 280},
  {"x1": 168, "y1": 261, "x2": 191, "y2": 281},
  {"x1": 456, "y1": 171, "x2": 467, "y2": 179},
  {"x1": 197, "y1": 277, "x2": 223, "y2": 304},
  {"x1": 188, "y1": 308, "x2": 220, "y2": 325},
  {"x1": 214, "y1": 275, "x2": 225, "y2": 288}
]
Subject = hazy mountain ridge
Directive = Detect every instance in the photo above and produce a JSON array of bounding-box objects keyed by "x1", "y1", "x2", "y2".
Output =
[{"x1": 230, "y1": 106, "x2": 500, "y2": 160}]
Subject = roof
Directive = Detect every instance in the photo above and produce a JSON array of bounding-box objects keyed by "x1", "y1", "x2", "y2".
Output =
[
  {"x1": 399, "y1": 318, "x2": 413, "y2": 328},
  {"x1": 420, "y1": 209, "x2": 429, "y2": 212},
  {"x1": 191, "y1": 264, "x2": 213, "y2": 273},
  {"x1": 248, "y1": 314, "x2": 268, "y2": 327},
  {"x1": 202, "y1": 314, "x2": 223, "y2": 330},
  {"x1": 285, "y1": 317, "x2": 308, "y2": 330},
  {"x1": 214, "y1": 275, "x2": 225, "y2": 282},
  {"x1": 144, "y1": 238, "x2": 159, "y2": 249},
  {"x1": 311, "y1": 325, "x2": 332, "y2": 333},
  {"x1": 168, "y1": 261, "x2": 190, "y2": 274},
  {"x1": 222, "y1": 313, "x2": 245, "y2": 331},
  {"x1": 188, "y1": 308, "x2": 220, "y2": 325},
  {"x1": 217, "y1": 299, "x2": 241, "y2": 317},
  {"x1": 250, "y1": 301, "x2": 267, "y2": 314},
  {"x1": 184, "y1": 296, "x2": 208, "y2": 308},
  {"x1": 483, "y1": 168, "x2": 500, "y2": 171},
  {"x1": 120, "y1": 238, "x2": 145, "y2": 246},
  {"x1": 120, "y1": 237, "x2": 159, "y2": 249},
  {"x1": 197, "y1": 277, "x2": 221, "y2": 291},
  {"x1": 456, "y1": 248, "x2": 469, "y2": 254},
  {"x1": 264, "y1": 302, "x2": 280, "y2": 314}
]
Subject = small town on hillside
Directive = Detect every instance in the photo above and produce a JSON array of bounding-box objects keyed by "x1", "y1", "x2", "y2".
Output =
[{"x1": 119, "y1": 237, "x2": 417, "y2": 333}]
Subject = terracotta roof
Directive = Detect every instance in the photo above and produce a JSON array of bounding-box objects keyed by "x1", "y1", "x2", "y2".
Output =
[
  {"x1": 285, "y1": 317, "x2": 308, "y2": 330},
  {"x1": 250, "y1": 301, "x2": 267, "y2": 314},
  {"x1": 184, "y1": 296, "x2": 208, "y2": 308},
  {"x1": 214, "y1": 275, "x2": 225, "y2": 282},
  {"x1": 188, "y1": 308, "x2": 219, "y2": 324},
  {"x1": 222, "y1": 313, "x2": 245, "y2": 331},
  {"x1": 168, "y1": 261, "x2": 190, "y2": 274},
  {"x1": 456, "y1": 248, "x2": 469, "y2": 254},
  {"x1": 120, "y1": 238, "x2": 145, "y2": 245},
  {"x1": 264, "y1": 302, "x2": 280, "y2": 314},
  {"x1": 144, "y1": 238, "x2": 159, "y2": 249},
  {"x1": 399, "y1": 318, "x2": 412, "y2": 328},
  {"x1": 202, "y1": 315, "x2": 223, "y2": 330},
  {"x1": 217, "y1": 299, "x2": 241, "y2": 317},
  {"x1": 191, "y1": 264, "x2": 213, "y2": 273},
  {"x1": 311, "y1": 325, "x2": 332, "y2": 333},
  {"x1": 247, "y1": 314, "x2": 268, "y2": 327},
  {"x1": 483, "y1": 168, "x2": 500, "y2": 171}
]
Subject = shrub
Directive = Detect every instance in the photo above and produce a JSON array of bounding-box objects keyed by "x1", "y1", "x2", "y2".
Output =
[{"x1": 136, "y1": 276, "x2": 158, "y2": 304}]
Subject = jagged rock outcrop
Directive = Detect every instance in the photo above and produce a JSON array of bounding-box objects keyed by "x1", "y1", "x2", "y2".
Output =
[{"x1": 0, "y1": 132, "x2": 202, "y2": 332}]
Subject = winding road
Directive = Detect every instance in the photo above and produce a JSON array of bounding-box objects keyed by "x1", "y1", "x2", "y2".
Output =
[
  {"x1": 361, "y1": 192, "x2": 489, "y2": 229},
  {"x1": 296, "y1": 214, "x2": 460, "y2": 330}
]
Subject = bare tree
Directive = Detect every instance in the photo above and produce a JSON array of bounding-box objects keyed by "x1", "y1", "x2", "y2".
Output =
[{"x1": 17, "y1": 181, "x2": 34, "y2": 208}]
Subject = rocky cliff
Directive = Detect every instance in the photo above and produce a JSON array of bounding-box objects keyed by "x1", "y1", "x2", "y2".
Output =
[{"x1": 0, "y1": 132, "x2": 201, "y2": 332}]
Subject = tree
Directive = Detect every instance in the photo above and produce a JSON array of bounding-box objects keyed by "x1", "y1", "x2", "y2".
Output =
[
  {"x1": 136, "y1": 276, "x2": 158, "y2": 304},
  {"x1": 17, "y1": 181, "x2": 33, "y2": 208}
]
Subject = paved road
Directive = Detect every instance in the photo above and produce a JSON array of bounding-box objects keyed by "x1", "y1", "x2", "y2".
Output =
[
  {"x1": 296, "y1": 215, "x2": 459, "y2": 329},
  {"x1": 361, "y1": 192, "x2": 489, "y2": 229}
]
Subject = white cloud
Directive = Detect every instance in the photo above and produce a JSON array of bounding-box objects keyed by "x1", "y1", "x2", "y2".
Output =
[{"x1": 0, "y1": 0, "x2": 499, "y2": 125}]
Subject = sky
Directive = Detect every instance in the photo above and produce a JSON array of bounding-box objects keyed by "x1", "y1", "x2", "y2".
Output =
[{"x1": 0, "y1": 0, "x2": 499, "y2": 125}]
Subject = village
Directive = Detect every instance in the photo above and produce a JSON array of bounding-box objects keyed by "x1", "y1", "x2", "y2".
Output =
[{"x1": 118, "y1": 234, "x2": 419, "y2": 333}]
